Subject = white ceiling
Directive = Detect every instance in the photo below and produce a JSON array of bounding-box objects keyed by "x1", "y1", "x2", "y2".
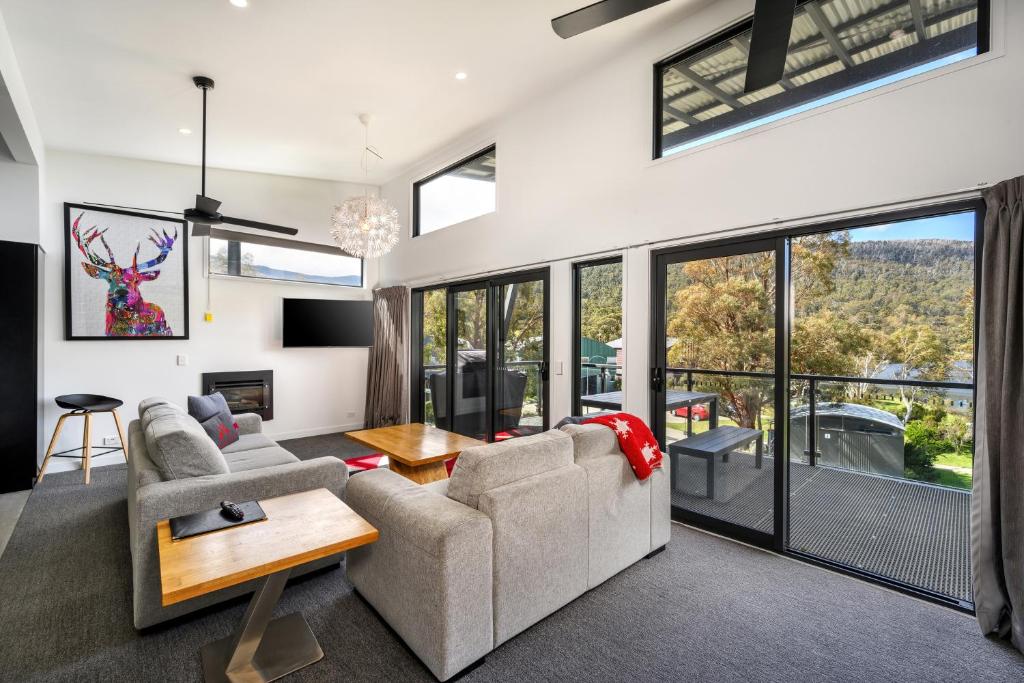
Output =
[{"x1": 1, "y1": 0, "x2": 703, "y2": 184}]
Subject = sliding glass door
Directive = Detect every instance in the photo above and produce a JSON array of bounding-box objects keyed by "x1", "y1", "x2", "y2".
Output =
[
  {"x1": 652, "y1": 239, "x2": 783, "y2": 546},
  {"x1": 493, "y1": 272, "x2": 548, "y2": 438},
  {"x1": 450, "y1": 283, "x2": 490, "y2": 440},
  {"x1": 412, "y1": 268, "x2": 550, "y2": 442},
  {"x1": 651, "y1": 202, "x2": 983, "y2": 609},
  {"x1": 573, "y1": 257, "x2": 624, "y2": 416},
  {"x1": 786, "y1": 212, "x2": 979, "y2": 608}
]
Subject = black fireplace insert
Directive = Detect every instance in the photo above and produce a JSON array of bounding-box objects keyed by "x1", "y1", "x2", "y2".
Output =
[{"x1": 201, "y1": 370, "x2": 273, "y2": 421}]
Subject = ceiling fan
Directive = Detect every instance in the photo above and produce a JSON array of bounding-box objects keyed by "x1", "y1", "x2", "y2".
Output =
[
  {"x1": 88, "y1": 76, "x2": 299, "y2": 237},
  {"x1": 551, "y1": 0, "x2": 798, "y2": 94}
]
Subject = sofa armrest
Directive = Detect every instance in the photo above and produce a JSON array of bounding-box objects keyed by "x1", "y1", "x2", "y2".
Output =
[
  {"x1": 129, "y1": 456, "x2": 347, "y2": 628},
  {"x1": 345, "y1": 469, "x2": 493, "y2": 681},
  {"x1": 136, "y1": 456, "x2": 346, "y2": 525},
  {"x1": 235, "y1": 412, "x2": 263, "y2": 436}
]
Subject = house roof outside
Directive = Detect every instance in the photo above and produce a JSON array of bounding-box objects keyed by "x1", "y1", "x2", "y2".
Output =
[{"x1": 790, "y1": 402, "x2": 906, "y2": 431}]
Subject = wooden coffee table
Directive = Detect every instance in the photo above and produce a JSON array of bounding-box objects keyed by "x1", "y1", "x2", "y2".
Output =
[
  {"x1": 345, "y1": 423, "x2": 486, "y2": 484},
  {"x1": 157, "y1": 488, "x2": 378, "y2": 683}
]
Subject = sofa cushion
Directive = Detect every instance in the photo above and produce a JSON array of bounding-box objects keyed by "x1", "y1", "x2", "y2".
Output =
[
  {"x1": 447, "y1": 429, "x2": 573, "y2": 509},
  {"x1": 220, "y1": 433, "x2": 277, "y2": 454},
  {"x1": 187, "y1": 393, "x2": 240, "y2": 449},
  {"x1": 138, "y1": 396, "x2": 173, "y2": 420},
  {"x1": 559, "y1": 423, "x2": 621, "y2": 462},
  {"x1": 223, "y1": 446, "x2": 299, "y2": 473},
  {"x1": 143, "y1": 410, "x2": 230, "y2": 480},
  {"x1": 140, "y1": 403, "x2": 186, "y2": 432}
]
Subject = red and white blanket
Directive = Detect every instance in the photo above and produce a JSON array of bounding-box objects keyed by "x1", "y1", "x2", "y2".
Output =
[{"x1": 583, "y1": 412, "x2": 663, "y2": 481}]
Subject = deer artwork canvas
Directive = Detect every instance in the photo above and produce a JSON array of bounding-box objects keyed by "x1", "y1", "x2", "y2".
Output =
[{"x1": 64, "y1": 204, "x2": 189, "y2": 340}]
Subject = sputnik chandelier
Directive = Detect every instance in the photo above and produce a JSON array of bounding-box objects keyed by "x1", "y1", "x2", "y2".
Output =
[{"x1": 330, "y1": 114, "x2": 400, "y2": 258}]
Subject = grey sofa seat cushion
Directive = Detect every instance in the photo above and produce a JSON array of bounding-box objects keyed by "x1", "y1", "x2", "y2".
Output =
[
  {"x1": 143, "y1": 410, "x2": 230, "y2": 480},
  {"x1": 221, "y1": 433, "x2": 277, "y2": 454},
  {"x1": 447, "y1": 430, "x2": 573, "y2": 509},
  {"x1": 224, "y1": 446, "x2": 299, "y2": 473}
]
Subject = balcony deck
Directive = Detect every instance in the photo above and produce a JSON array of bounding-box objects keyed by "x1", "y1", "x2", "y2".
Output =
[{"x1": 670, "y1": 451, "x2": 971, "y2": 603}]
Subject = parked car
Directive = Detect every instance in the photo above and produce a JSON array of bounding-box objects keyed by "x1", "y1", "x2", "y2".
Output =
[{"x1": 673, "y1": 405, "x2": 709, "y2": 421}]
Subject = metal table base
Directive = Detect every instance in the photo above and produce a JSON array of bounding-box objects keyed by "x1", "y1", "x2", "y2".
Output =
[{"x1": 201, "y1": 569, "x2": 323, "y2": 683}]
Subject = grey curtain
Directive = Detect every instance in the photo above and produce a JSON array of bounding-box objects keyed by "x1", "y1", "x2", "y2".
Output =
[
  {"x1": 363, "y1": 286, "x2": 410, "y2": 429},
  {"x1": 972, "y1": 177, "x2": 1023, "y2": 652}
]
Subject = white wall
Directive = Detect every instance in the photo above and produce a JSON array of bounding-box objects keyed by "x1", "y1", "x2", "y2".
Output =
[
  {"x1": 41, "y1": 150, "x2": 379, "y2": 458},
  {"x1": 0, "y1": 155, "x2": 39, "y2": 244},
  {"x1": 380, "y1": 0, "x2": 1022, "y2": 424}
]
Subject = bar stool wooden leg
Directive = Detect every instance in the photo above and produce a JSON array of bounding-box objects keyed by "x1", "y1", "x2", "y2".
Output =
[
  {"x1": 38, "y1": 414, "x2": 70, "y2": 483},
  {"x1": 111, "y1": 408, "x2": 129, "y2": 465},
  {"x1": 82, "y1": 413, "x2": 93, "y2": 485}
]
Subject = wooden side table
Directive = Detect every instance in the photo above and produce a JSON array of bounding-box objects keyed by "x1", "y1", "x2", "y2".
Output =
[
  {"x1": 157, "y1": 489, "x2": 378, "y2": 682},
  {"x1": 345, "y1": 423, "x2": 487, "y2": 484}
]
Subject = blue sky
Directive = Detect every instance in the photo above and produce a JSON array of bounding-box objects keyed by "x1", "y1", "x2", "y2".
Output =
[{"x1": 849, "y1": 211, "x2": 975, "y2": 242}]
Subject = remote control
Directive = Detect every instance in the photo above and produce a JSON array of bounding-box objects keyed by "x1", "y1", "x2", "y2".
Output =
[{"x1": 219, "y1": 500, "x2": 245, "y2": 521}]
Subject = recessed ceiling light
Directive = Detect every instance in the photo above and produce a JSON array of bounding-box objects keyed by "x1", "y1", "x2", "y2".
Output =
[
  {"x1": 455, "y1": 72, "x2": 468, "y2": 81},
  {"x1": 178, "y1": 128, "x2": 192, "y2": 135},
  {"x1": 230, "y1": 0, "x2": 248, "y2": 7}
]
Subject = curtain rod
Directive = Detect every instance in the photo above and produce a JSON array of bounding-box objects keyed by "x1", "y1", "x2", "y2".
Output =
[{"x1": 399, "y1": 184, "x2": 989, "y2": 288}]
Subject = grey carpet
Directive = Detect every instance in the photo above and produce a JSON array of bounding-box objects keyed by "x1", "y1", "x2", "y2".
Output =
[
  {"x1": 0, "y1": 466, "x2": 1021, "y2": 682},
  {"x1": 278, "y1": 431, "x2": 378, "y2": 462}
]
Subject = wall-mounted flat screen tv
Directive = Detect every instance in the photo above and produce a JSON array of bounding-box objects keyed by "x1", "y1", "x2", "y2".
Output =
[{"x1": 282, "y1": 298, "x2": 374, "y2": 347}]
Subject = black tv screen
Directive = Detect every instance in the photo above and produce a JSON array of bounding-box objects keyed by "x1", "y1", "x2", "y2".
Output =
[{"x1": 283, "y1": 299, "x2": 374, "y2": 347}]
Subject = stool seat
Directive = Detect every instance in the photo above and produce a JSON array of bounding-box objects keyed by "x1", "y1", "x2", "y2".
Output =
[
  {"x1": 55, "y1": 394, "x2": 124, "y2": 412},
  {"x1": 40, "y1": 395, "x2": 128, "y2": 485}
]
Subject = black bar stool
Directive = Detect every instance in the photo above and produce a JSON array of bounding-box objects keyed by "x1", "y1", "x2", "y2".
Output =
[{"x1": 38, "y1": 394, "x2": 128, "y2": 485}]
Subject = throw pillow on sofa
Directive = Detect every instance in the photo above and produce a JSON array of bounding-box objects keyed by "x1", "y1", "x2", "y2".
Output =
[
  {"x1": 141, "y1": 404, "x2": 230, "y2": 480},
  {"x1": 187, "y1": 392, "x2": 241, "y2": 449}
]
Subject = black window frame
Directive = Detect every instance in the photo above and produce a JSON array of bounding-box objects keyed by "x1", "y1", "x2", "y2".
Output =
[
  {"x1": 412, "y1": 144, "x2": 497, "y2": 238},
  {"x1": 653, "y1": 0, "x2": 991, "y2": 159},
  {"x1": 410, "y1": 266, "x2": 551, "y2": 441},
  {"x1": 572, "y1": 256, "x2": 624, "y2": 417},
  {"x1": 208, "y1": 232, "x2": 364, "y2": 289},
  {"x1": 648, "y1": 197, "x2": 985, "y2": 612}
]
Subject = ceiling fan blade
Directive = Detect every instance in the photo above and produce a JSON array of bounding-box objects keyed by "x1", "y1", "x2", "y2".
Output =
[
  {"x1": 82, "y1": 201, "x2": 184, "y2": 216},
  {"x1": 194, "y1": 194, "x2": 222, "y2": 215},
  {"x1": 743, "y1": 0, "x2": 798, "y2": 94},
  {"x1": 220, "y1": 215, "x2": 299, "y2": 236},
  {"x1": 551, "y1": 0, "x2": 671, "y2": 39},
  {"x1": 191, "y1": 224, "x2": 212, "y2": 238}
]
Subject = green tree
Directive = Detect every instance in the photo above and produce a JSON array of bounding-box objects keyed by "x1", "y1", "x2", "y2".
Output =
[
  {"x1": 884, "y1": 316, "x2": 950, "y2": 424},
  {"x1": 579, "y1": 263, "x2": 622, "y2": 344},
  {"x1": 666, "y1": 232, "x2": 852, "y2": 428}
]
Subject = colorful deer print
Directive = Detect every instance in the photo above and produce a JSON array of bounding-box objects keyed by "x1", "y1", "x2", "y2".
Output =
[{"x1": 72, "y1": 213, "x2": 179, "y2": 336}]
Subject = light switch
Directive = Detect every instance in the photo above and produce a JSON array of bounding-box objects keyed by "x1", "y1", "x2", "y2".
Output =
[
  {"x1": 176, "y1": 354, "x2": 188, "y2": 366},
  {"x1": 555, "y1": 361, "x2": 564, "y2": 376}
]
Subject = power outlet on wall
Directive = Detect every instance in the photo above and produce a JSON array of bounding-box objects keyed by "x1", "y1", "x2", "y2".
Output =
[
  {"x1": 102, "y1": 435, "x2": 119, "y2": 446},
  {"x1": 176, "y1": 354, "x2": 188, "y2": 366}
]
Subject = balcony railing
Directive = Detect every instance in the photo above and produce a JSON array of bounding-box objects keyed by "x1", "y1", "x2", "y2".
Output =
[
  {"x1": 665, "y1": 366, "x2": 973, "y2": 471},
  {"x1": 422, "y1": 359, "x2": 545, "y2": 427}
]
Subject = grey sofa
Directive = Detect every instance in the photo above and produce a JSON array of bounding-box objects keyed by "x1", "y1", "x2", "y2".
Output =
[
  {"x1": 345, "y1": 423, "x2": 670, "y2": 681},
  {"x1": 127, "y1": 397, "x2": 348, "y2": 629}
]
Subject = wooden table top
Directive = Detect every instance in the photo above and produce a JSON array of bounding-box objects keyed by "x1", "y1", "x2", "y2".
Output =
[
  {"x1": 345, "y1": 423, "x2": 487, "y2": 467},
  {"x1": 157, "y1": 488, "x2": 378, "y2": 607}
]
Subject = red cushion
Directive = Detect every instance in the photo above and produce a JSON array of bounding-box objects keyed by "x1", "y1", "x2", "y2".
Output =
[{"x1": 345, "y1": 453, "x2": 386, "y2": 472}]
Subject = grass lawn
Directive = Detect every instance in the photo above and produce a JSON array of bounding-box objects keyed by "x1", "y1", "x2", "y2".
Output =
[{"x1": 930, "y1": 450, "x2": 973, "y2": 490}]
